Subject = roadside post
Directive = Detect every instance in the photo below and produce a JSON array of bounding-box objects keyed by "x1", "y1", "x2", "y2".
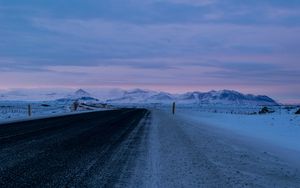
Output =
[
  {"x1": 28, "y1": 104, "x2": 32, "y2": 117},
  {"x1": 172, "y1": 102, "x2": 176, "y2": 115},
  {"x1": 73, "y1": 101, "x2": 79, "y2": 111}
]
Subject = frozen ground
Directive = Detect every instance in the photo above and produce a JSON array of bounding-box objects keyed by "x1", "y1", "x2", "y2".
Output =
[
  {"x1": 0, "y1": 100, "x2": 108, "y2": 123},
  {"x1": 130, "y1": 110, "x2": 300, "y2": 187},
  {"x1": 176, "y1": 108, "x2": 300, "y2": 154}
]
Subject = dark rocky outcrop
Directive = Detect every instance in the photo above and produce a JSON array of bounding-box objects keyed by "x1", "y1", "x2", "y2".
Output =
[{"x1": 259, "y1": 107, "x2": 275, "y2": 114}]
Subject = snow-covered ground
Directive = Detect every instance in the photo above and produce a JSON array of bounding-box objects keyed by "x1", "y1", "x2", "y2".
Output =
[
  {"x1": 0, "y1": 100, "x2": 109, "y2": 123},
  {"x1": 130, "y1": 110, "x2": 300, "y2": 187},
  {"x1": 176, "y1": 108, "x2": 300, "y2": 157},
  {"x1": 0, "y1": 101, "x2": 68, "y2": 120}
]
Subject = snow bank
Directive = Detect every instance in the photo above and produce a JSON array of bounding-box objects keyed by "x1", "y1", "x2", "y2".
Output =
[{"x1": 177, "y1": 108, "x2": 300, "y2": 153}]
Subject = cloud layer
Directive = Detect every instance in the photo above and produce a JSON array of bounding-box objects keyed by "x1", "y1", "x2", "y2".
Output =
[{"x1": 0, "y1": 0, "x2": 300, "y2": 103}]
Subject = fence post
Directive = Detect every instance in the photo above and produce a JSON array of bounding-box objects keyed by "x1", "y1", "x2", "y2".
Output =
[
  {"x1": 28, "y1": 104, "x2": 32, "y2": 117},
  {"x1": 73, "y1": 101, "x2": 79, "y2": 111},
  {"x1": 172, "y1": 102, "x2": 176, "y2": 115}
]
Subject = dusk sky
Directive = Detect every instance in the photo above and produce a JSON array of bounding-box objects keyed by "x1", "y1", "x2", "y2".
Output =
[{"x1": 0, "y1": 0, "x2": 300, "y2": 103}]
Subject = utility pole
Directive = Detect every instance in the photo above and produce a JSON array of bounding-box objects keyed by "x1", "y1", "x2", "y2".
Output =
[
  {"x1": 172, "y1": 102, "x2": 176, "y2": 115},
  {"x1": 28, "y1": 104, "x2": 32, "y2": 117}
]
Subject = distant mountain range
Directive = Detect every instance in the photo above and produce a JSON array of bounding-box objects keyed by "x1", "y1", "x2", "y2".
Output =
[
  {"x1": 106, "y1": 89, "x2": 278, "y2": 106},
  {"x1": 0, "y1": 88, "x2": 278, "y2": 106}
]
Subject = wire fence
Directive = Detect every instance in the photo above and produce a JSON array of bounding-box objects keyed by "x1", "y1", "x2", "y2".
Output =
[
  {"x1": 1, "y1": 101, "x2": 299, "y2": 121},
  {"x1": 0, "y1": 101, "x2": 71, "y2": 120},
  {"x1": 143, "y1": 103, "x2": 300, "y2": 115}
]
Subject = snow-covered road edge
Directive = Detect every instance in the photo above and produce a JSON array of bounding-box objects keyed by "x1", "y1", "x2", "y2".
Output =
[{"x1": 0, "y1": 109, "x2": 111, "y2": 125}]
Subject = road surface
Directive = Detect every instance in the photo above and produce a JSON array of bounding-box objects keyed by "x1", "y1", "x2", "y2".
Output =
[
  {"x1": 0, "y1": 109, "x2": 149, "y2": 187},
  {"x1": 1, "y1": 109, "x2": 300, "y2": 187}
]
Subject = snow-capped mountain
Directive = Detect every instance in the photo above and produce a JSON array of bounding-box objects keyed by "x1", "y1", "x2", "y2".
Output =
[
  {"x1": 66, "y1": 89, "x2": 91, "y2": 99},
  {"x1": 0, "y1": 89, "x2": 69, "y2": 101},
  {"x1": 0, "y1": 88, "x2": 278, "y2": 106},
  {"x1": 148, "y1": 92, "x2": 175, "y2": 101},
  {"x1": 56, "y1": 89, "x2": 99, "y2": 103},
  {"x1": 107, "y1": 89, "x2": 157, "y2": 103},
  {"x1": 189, "y1": 90, "x2": 278, "y2": 105},
  {"x1": 107, "y1": 89, "x2": 278, "y2": 106}
]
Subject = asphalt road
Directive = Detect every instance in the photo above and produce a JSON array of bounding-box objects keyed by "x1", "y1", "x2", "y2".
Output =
[{"x1": 0, "y1": 109, "x2": 149, "y2": 188}]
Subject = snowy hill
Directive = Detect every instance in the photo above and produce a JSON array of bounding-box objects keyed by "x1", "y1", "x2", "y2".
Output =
[
  {"x1": 107, "y1": 89, "x2": 278, "y2": 106},
  {"x1": 0, "y1": 88, "x2": 278, "y2": 106},
  {"x1": 65, "y1": 89, "x2": 91, "y2": 99},
  {"x1": 183, "y1": 90, "x2": 278, "y2": 106},
  {"x1": 0, "y1": 88, "x2": 100, "y2": 102},
  {"x1": 56, "y1": 89, "x2": 99, "y2": 103},
  {"x1": 0, "y1": 89, "x2": 69, "y2": 101},
  {"x1": 148, "y1": 92, "x2": 175, "y2": 101},
  {"x1": 107, "y1": 89, "x2": 157, "y2": 103}
]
